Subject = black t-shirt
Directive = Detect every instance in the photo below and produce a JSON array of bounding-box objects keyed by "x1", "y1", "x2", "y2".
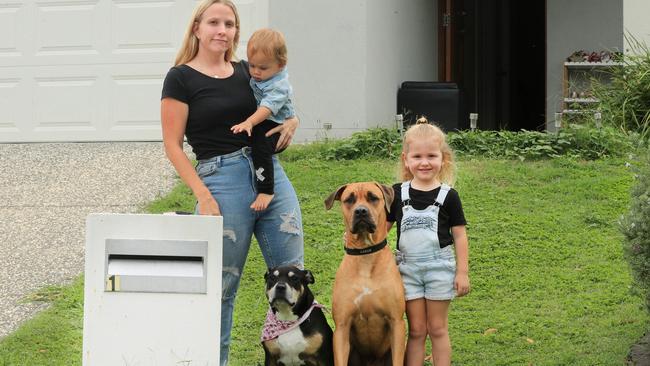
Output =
[
  {"x1": 387, "y1": 183, "x2": 467, "y2": 248},
  {"x1": 161, "y1": 61, "x2": 257, "y2": 160}
]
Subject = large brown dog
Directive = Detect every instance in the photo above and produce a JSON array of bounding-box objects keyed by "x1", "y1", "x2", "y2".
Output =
[{"x1": 324, "y1": 182, "x2": 406, "y2": 366}]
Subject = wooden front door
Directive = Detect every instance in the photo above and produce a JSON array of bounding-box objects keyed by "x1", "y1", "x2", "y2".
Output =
[{"x1": 437, "y1": 0, "x2": 547, "y2": 131}]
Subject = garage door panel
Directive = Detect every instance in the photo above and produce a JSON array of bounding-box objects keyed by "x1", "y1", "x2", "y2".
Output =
[
  {"x1": 0, "y1": 79, "x2": 21, "y2": 131},
  {"x1": 0, "y1": 4, "x2": 26, "y2": 58},
  {"x1": 34, "y1": 77, "x2": 99, "y2": 130},
  {"x1": 35, "y1": 1, "x2": 101, "y2": 57},
  {"x1": 110, "y1": 75, "x2": 164, "y2": 131},
  {"x1": 1, "y1": 0, "x2": 267, "y2": 142},
  {"x1": 105, "y1": 63, "x2": 169, "y2": 140},
  {"x1": 112, "y1": 1, "x2": 176, "y2": 55},
  {"x1": 1, "y1": 0, "x2": 184, "y2": 66}
]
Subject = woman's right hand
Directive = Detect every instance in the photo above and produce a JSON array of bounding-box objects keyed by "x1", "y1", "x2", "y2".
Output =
[
  {"x1": 197, "y1": 191, "x2": 222, "y2": 216},
  {"x1": 267, "y1": 116, "x2": 299, "y2": 151},
  {"x1": 162, "y1": 97, "x2": 222, "y2": 217}
]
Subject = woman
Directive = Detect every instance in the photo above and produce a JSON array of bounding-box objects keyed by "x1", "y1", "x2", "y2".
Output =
[{"x1": 160, "y1": 1, "x2": 304, "y2": 364}]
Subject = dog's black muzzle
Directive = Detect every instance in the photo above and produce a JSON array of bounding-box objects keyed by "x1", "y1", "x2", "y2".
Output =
[{"x1": 351, "y1": 205, "x2": 376, "y2": 234}]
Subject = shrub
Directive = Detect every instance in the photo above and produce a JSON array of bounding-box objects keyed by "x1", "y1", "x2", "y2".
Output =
[
  {"x1": 448, "y1": 124, "x2": 637, "y2": 160},
  {"x1": 324, "y1": 127, "x2": 401, "y2": 160},
  {"x1": 283, "y1": 125, "x2": 638, "y2": 162},
  {"x1": 447, "y1": 129, "x2": 569, "y2": 160},
  {"x1": 592, "y1": 35, "x2": 650, "y2": 140},
  {"x1": 284, "y1": 128, "x2": 401, "y2": 161},
  {"x1": 620, "y1": 149, "x2": 650, "y2": 312}
]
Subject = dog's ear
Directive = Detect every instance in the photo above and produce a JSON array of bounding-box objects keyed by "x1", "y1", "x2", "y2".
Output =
[
  {"x1": 324, "y1": 184, "x2": 347, "y2": 210},
  {"x1": 375, "y1": 182, "x2": 394, "y2": 213},
  {"x1": 264, "y1": 268, "x2": 273, "y2": 281},
  {"x1": 303, "y1": 269, "x2": 315, "y2": 284}
]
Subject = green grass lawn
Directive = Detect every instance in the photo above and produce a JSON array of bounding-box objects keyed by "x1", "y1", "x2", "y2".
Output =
[{"x1": 0, "y1": 157, "x2": 648, "y2": 365}]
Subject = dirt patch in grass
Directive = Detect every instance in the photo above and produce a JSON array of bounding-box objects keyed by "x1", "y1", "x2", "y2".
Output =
[{"x1": 628, "y1": 332, "x2": 650, "y2": 365}]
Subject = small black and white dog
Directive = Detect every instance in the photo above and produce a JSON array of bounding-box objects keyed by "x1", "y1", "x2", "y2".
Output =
[{"x1": 261, "y1": 265, "x2": 333, "y2": 366}]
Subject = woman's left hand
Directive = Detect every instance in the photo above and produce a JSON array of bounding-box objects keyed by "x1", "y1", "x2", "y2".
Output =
[{"x1": 266, "y1": 116, "x2": 299, "y2": 151}]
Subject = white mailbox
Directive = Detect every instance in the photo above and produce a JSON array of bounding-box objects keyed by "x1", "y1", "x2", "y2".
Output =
[{"x1": 83, "y1": 213, "x2": 222, "y2": 366}]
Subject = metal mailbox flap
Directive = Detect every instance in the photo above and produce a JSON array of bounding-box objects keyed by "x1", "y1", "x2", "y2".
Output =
[{"x1": 105, "y1": 239, "x2": 208, "y2": 293}]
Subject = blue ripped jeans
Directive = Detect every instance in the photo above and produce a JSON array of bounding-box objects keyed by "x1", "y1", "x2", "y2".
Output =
[{"x1": 195, "y1": 147, "x2": 304, "y2": 365}]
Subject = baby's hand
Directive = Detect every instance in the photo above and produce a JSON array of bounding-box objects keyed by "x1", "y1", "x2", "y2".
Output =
[
  {"x1": 231, "y1": 120, "x2": 253, "y2": 136},
  {"x1": 250, "y1": 193, "x2": 274, "y2": 211}
]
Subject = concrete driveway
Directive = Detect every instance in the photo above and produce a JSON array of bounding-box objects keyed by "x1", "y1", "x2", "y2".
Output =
[{"x1": 0, "y1": 142, "x2": 184, "y2": 339}]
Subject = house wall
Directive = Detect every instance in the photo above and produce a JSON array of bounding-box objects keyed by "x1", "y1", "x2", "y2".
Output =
[
  {"x1": 623, "y1": 0, "x2": 650, "y2": 52},
  {"x1": 269, "y1": 0, "x2": 366, "y2": 141},
  {"x1": 365, "y1": 0, "x2": 438, "y2": 130},
  {"x1": 269, "y1": 0, "x2": 437, "y2": 142},
  {"x1": 546, "y1": 0, "x2": 623, "y2": 130}
]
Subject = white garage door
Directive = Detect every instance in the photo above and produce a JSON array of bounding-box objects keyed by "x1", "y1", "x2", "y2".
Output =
[{"x1": 0, "y1": 0, "x2": 266, "y2": 143}]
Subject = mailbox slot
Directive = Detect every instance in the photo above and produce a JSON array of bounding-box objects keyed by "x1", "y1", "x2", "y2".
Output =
[{"x1": 104, "y1": 239, "x2": 207, "y2": 294}]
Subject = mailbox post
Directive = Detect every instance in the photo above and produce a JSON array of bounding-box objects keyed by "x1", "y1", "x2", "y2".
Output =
[{"x1": 83, "y1": 213, "x2": 222, "y2": 366}]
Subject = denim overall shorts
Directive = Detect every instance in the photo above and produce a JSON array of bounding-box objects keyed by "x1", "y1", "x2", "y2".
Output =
[{"x1": 397, "y1": 181, "x2": 456, "y2": 301}]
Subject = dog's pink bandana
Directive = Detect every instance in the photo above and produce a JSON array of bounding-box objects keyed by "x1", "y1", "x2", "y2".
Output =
[{"x1": 261, "y1": 302, "x2": 325, "y2": 342}]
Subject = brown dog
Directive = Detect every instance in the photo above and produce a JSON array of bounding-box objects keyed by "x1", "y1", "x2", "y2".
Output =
[{"x1": 324, "y1": 182, "x2": 405, "y2": 366}]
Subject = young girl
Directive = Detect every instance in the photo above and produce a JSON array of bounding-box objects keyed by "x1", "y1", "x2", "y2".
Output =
[
  {"x1": 231, "y1": 28, "x2": 295, "y2": 211},
  {"x1": 387, "y1": 117, "x2": 470, "y2": 366}
]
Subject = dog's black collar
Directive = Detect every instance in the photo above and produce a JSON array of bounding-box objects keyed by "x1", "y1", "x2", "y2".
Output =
[{"x1": 344, "y1": 238, "x2": 387, "y2": 256}]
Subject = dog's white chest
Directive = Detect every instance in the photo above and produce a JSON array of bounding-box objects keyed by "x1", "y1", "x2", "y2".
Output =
[
  {"x1": 354, "y1": 286, "x2": 373, "y2": 307},
  {"x1": 277, "y1": 327, "x2": 308, "y2": 366}
]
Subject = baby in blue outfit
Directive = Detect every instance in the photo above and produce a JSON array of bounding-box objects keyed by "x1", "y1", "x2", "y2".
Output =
[{"x1": 231, "y1": 28, "x2": 295, "y2": 211}]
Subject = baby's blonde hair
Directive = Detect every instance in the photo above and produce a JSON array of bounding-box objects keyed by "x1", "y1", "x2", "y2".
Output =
[
  {"x1": 399, "y1": 117, "x2": 456, "y2": 185},
  {"x1": 247, "y1": 28, "x2": 288, "y2": 66}
]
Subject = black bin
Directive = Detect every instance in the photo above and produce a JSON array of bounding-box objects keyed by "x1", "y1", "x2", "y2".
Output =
[{"x1": 397, "y1": 82, "x2": 460, "y2": 131}]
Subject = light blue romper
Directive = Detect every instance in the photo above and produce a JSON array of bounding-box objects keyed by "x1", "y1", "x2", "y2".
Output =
[{"x1": 397, "y1": 181, "x2": 457, "y2": 301}]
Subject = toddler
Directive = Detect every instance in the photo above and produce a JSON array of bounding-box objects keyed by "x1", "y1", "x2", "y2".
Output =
[{"x1": 231, "y1": 28, "x2": 295, "y2": 211}]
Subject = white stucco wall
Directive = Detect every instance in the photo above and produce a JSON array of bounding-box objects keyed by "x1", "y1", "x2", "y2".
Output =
[
  {"x1": 269, "y1": 0, "x2": 366, "y2": 141},
  {"x1": 623, "y1": 0, "x2": 650, "y2": 53},
  {"x1": 269, "y1": 0, "x2": 437, "y2": 142},
  {"x1": 365, "y1": 0, "x2": 438, "y2": 130},
  {"x1": 546, "y1": 0, "x2": 623, "y2": 130}
]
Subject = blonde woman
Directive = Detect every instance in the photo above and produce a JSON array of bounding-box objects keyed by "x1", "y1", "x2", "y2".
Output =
[{"x1": 160, "y1": 1, "x2": 303, "y2": 364}]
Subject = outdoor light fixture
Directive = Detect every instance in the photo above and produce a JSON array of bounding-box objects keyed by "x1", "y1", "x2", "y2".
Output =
[
  {"x1": 594, "y1": 112, "x2": 602, "y2": 128},
  {"x1": 554, "y1": 112, "x2": 563, "y2": 130},
  {"x1": 395, "y1": 114, "x2": 404, "y2": 137},
  {"x1": 469, "y1": 113, "x2": 478, "y2": 131}
]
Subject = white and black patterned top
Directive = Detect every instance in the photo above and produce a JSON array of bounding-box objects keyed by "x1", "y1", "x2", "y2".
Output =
[{"x1": 387, "y1": 182, "x2": 467, "y2": 249}]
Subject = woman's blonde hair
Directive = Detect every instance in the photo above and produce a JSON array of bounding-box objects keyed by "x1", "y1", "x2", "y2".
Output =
[
  {"x1": 247, "y1": 28, "x2": 288, "y2": 66},
  {"x1": 399, "y1": 117, "x2": 456, "y2": 185},
  {"x1": 174, "y1": 0, "x2": 240, "y2": 66}
]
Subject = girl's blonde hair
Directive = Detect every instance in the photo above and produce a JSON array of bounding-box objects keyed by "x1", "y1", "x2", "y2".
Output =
[
  {"x1": 174, "y1": 0, "x2": 240, "y2": 66},
  {"x1": 399, "y1": 117, "x2": 456, "y2": 185},
  {"x1": 247, "y1": 28, "x2": 288, "y2": 66}
]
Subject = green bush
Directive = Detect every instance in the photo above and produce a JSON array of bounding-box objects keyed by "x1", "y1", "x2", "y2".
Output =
[
  {"x1": 282, "y1": 128, "x2": 401, "y2": 161},
  {"x1": 456, "y1": 125, "x2": 641, "y2": 159},
  {"x1": 322, "y1": 127, "x2": 401, "y2": 160},
  {"x1": 447, "y1": 129, "x2": 571, "y2": 160},
  {"x1": 283, "y1": 125, "x2": 638, "y2": 162},
  {"x1": 449, "y1": 124, "x2": 640, "y2": 160},
  {"x1": 592, "y1": 35, "x2": 650, "y2": 140},
  {"x1": 620, "y1": 149, "x2": 650, "y2": 312}
]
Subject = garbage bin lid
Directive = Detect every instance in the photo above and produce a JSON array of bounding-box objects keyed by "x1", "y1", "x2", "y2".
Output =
[{"x1": 400, "y1": 81, "x2": 458, "y2": 90}]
